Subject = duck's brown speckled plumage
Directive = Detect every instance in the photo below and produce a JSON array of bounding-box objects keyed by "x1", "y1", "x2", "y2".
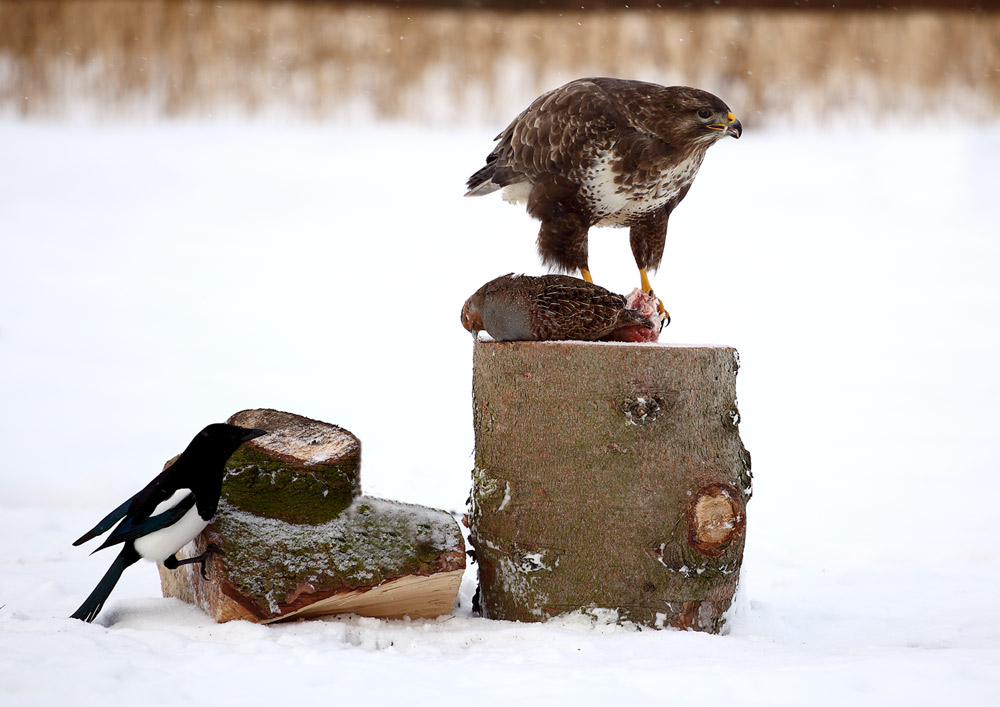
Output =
[
  {"x1": 460, "y1": 274, "x2": 654, "y2": 342},
  {"x1": 466, "y1": 77, "x2": 742, "y2": 279}
]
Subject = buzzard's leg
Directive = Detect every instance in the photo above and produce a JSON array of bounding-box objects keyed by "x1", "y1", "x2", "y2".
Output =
[
  {"x1": 580, "y1": 268, "x2": 593, "y2": 283},
  {"x1": 535, "y1": 213, "x2": 590, "y2": 278},
  {"x1": 640, "y1": 268, "x2": 670, "y2": 329},
  {"x1": 640, "y1": 268, "x2": 653, "y2": 294},
  {"x1": 631, "y1": 209, "x2": 671, "y2": 328},
  {"x1": 528, "y1": 179, "x2": 591, "y2": 277}
]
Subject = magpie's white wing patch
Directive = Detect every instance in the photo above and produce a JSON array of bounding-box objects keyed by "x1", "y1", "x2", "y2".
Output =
[{"x1": 134, "y1": 489, "x2": 209, "y2": 562}]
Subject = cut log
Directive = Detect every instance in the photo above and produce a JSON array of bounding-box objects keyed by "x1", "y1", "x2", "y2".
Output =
[
  {"x1": 468, "y1": 341, "x2": 752, "y2": 633},
  {"x1": 159, "y1": 497, "x2": 465, "y2": 623},
  {"x1": 158, "y1": 409, "x2": 465, "y2": 623},
  {"x1": 223, "y1": 408, "x2": 362, "y2": 524}
]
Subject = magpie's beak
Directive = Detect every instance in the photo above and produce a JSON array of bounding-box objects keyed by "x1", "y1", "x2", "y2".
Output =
[{"x1": 241, "y1": 428, "x2": 268, "y2": 443}]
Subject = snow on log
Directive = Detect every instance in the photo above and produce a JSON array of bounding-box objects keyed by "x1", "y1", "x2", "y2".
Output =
[
  {"x1": 158, "y1": 409, "x2": 465, "y2": 623},
  {"x1": 468, "y1": 342, "x2": 752, "y2": 633}
]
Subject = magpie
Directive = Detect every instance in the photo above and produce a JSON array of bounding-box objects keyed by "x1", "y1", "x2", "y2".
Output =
[{"x1": 70, "y1": 423, "x2": 267, "y2": 623}]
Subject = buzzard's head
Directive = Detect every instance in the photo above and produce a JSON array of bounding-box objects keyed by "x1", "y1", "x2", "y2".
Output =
[{"x1": 666, "y1": 87, "x2": 743, "y2": 144}]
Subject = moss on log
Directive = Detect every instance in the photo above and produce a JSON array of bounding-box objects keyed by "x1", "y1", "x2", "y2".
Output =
[
  {"x1": 469, "y1": 341, "x2": 752, "y2": 633},
  {"x1": 159, "y1": 496, "x2": 465, "y2": 623},
  {"x1": 223, "y1": 409, "x2": 362, "y2": 524}
]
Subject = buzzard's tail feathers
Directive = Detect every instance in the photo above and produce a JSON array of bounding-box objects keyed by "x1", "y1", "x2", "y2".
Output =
[{"x1": 465, "y1": 164, "x2": 501, "y2": 197}]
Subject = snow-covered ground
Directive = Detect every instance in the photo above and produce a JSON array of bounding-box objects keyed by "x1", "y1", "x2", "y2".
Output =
[{"x1": 2, "y1": 118, "x2": 999, "y2": 704}]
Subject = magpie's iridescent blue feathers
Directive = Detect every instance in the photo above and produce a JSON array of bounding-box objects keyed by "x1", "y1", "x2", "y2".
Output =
[
  {"x1": 94, "y1": 492, "x2": 197, "y2": 553},
  {"x1": 72, "y1": 493, "x2": 137, "y2": 547}
]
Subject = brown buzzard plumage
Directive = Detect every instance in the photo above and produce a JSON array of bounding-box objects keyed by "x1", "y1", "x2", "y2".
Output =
[{"x1": 465, "y1": 77, "x2": 742, "y2": 320}]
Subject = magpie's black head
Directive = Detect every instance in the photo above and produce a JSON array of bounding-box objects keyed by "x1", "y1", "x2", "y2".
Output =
[
  {"x1": 182, "y1": 423, "x2": 268, "y2": 464},
  {"x1": 204, "y1": 423, "x2": 267, "y2": 447}
]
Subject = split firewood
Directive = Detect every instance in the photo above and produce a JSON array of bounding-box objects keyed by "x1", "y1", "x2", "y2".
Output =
[{"x1": 158, "y1": 409, "x2": 465, "y2": 623}]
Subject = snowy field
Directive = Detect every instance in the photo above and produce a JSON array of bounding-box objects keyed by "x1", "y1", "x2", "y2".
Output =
[{"x1": 2, "y1": 118, "x2": 999, "y2": 704}]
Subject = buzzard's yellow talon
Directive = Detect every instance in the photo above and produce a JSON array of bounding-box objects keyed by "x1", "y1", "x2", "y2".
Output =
[
  {"x1": 648, "y1": 289, "x2": 670, "y2": 330},
  {"x1": 640, "y1": 268, "x2": 669, "y2": 328},
  {"x1": 580, "y1": 268, "x2": 593, "y2": 284},
  {"x1": 639, "y1": 268, "x2": 653, "y2": 295}
]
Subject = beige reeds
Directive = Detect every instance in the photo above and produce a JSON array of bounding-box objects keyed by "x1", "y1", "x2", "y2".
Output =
[{"x1": 1, "y1": 1, "x2": 997, "y2": 123}]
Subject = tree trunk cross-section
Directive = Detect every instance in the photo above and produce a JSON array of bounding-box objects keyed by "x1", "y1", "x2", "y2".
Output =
[
  {"x1": 469, "y1": 342, "x2": 752, "y2": 632},
  {"x1": 158, "y1": 409, "x2": 465, "y2": 623}
]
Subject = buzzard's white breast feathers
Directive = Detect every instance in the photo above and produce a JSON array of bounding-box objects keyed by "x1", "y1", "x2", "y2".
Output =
[{"x1": 583, "y1": 148, "x2": 707, "y2": 227}]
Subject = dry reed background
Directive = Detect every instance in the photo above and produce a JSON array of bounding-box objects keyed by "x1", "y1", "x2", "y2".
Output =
[{"x1": 1, "y1": 1, "x2": 998, "y2": 125}]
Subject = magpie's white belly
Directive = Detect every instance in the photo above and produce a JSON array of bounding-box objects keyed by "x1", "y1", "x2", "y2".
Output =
[{"x1": 133, "y1": 490, "x2": 209, "y2": 562}]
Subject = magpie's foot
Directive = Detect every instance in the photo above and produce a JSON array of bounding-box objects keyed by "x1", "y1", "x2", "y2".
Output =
[
  {"x1": 167, "y1": 544, "x2": 224, "y2": 580},
  {"x1": 199, "y1": 544, "x2": 224, "y2": 580}
]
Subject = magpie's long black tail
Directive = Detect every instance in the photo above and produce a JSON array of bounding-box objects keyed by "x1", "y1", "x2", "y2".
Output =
[{"x1": 71, "y1": 545, "x2": 140, "y2": 623}]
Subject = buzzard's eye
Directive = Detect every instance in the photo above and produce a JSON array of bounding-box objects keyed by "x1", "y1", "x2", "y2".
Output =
[{"x1": 697, "y1": 108, "x2": 713, "y2": 120}]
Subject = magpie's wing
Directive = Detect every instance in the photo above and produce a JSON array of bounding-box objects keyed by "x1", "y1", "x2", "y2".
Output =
[
  {"x1": 92, "y1": 492, "x2": 197, "y2": 553},
  {"x1": 73, "y1": 493, "x2": 138, "y2": 546},
  {"x1": 72, "y1": 462, "x2": 182, "y2": 546}
]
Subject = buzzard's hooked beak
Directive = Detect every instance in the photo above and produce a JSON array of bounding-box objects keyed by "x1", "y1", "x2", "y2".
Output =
[
  {"x1": 709, "y1": 112, "x2": 742, "y2": 139},
  {"x1": 726, "y1": 117, "x2": 743, "y2": 139}
]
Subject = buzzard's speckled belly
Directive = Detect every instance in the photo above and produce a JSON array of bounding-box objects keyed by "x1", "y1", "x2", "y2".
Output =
[{"x1": 581, "y1": 151, "x2": 704, "y2": 227}]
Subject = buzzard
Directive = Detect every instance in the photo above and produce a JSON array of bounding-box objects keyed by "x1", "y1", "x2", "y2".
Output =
[{"x1": 465, "y1": 77, "x2": 742, "y2": 322}]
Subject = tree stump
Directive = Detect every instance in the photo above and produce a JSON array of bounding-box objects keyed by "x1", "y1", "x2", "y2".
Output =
[
  {"x1": 468, "y1": 342, "x2": 752, "y2": 632},
  {"x1": 158, "y1": 409, "x2": 466, "y2": 623}
]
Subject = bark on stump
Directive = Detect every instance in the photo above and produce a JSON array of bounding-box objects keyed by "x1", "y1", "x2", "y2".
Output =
[
  {"x1": 158, "y1": 409, "x2": 466, "y2": 623},
  {"x1": 469, "y1": 342, "x2": 752, "y2": 632}
]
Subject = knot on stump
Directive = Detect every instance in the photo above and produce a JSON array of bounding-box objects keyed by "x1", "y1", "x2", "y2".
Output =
[
  {"x1": 621, "y1": 393, "x2": 662, "y2": 424},
  {"x1": 621, "y1": 389, "x2": 681, "y2": 426},
  {"x1": 687, "y1": 483, "x2": 745, "y2": 558},
  {"x1": 622, "y1": 396, "x2": 659, "y2": 424}
]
